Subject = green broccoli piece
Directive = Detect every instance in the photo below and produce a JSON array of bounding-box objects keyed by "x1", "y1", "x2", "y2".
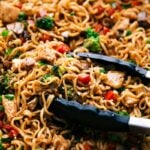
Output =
[
  {"x1": 52, "y1": 65, "x2": 66, "y2": 77},
  {"x1": 85, "y1": 28, "x2": 99, "y2": 38},
  {"x1": 18, "y1": 12, "x2": 27, "y2": 21},
  {"x1": 35, "y1": 17, "x2": 54, "y2": 30},
  {"x1": 84, "y1": 37, "x2": 101, "y2": 52}
]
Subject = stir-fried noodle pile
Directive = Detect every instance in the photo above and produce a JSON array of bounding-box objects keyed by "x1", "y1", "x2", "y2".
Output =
[{"x1": 0, "y1": 0, "x2": 150, "y2": 149}]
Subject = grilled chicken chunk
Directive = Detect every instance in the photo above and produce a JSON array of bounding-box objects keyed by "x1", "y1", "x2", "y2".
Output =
[
  {"x1": 37, "y1": 49, "x2": 56, "y2": 63},
  {"x1": 104, "y1": 71, "x2": 125, "y2": 89},
  {"x1": 0, "y1": 1, "x2": 20, "y2": 23},
  {"x1": 2, "y1": 96, "x2": 17, "y2": 122}
]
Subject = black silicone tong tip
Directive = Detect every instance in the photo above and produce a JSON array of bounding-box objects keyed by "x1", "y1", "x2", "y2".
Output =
[
  {"x1": 69, "y1": 52, "x2": 150, "y2": 82},
  {"x1": 50, "y1": 98, "x2": 129, "y2": 132}
]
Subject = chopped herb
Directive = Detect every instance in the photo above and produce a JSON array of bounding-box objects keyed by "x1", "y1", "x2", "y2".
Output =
[
  {"x1": 121, "y1": 3, "x2": 132, "y2": 9},
  {"x1": 18, "y1": 12, "x2": 27, "y2": 21},
  {"x1": 52, "y1": 65, "x2": 66, "y2": 77},
  {"x1": 14, "y1": 51, "x2": 21, "y2": 58},
  {"x1": 117, "y1": 87, "x2": 125, "y2": 93},
  {"x1": 70, "y1": 12, "x2": 75, "y2": 16},
  {"x1": 99, "y1": 68, "x2": 107, "y2": 74},
  {"x1": 1, "y1": 138, "x2": 11, "y2": 143},
  {"x1": 5, "y1": 94, "x2": 14, "y2": 100},
  {"x1": 0, "y1": 75, "x2": 10, "y2": 94},
  {"x1": 5, "y1": 48, "x2": 13, "y2": 55},
  {"x1": 0, "y1": 96, "x2": 2, "y2": 103},
  {"x1": 41, "y1": 73, "x2": 53, "y2": 82},
  {"x1": 35, "y1": 17, "x2": 54, "y2": 30},
  {"x1": 0, "y1": 106, "x2": 4, "y2": 111},
  {"x1": 126, "y1": 30, "x2": 132, "y2": 36},
  {"x1": 118, "y1": 111, "x2": 129, "y2": 116},
  {"x1": 0, "y1": 139, "x2": 3, "y2": 150},
  {"x1": 85, "y1": 28, "x2": 99, "y2": 38},
  {"x1": 38, "y1": 60, "x2": 49, "y2": 66},
  {"x1": 128, "y1": 59, "x2": 136, "y2": 65},
  {"x1": 1, "y1": 29, "x2": 9, "y2": 37}
]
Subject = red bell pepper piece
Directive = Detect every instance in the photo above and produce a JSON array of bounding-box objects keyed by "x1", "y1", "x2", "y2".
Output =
[
  {"x1": 78, "y1": 74, "x2": 91, "y2": 85},
  {"x1": 104, "y1": 91, "x2": 117, "y2": 101}
]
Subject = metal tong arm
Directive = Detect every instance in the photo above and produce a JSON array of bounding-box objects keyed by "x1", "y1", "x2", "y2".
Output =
[
  {"x1": 51, "y1": 98, "x2": 129, "y2": 132},
  {"x1": 71, "y1": 52, "x2": 150, "y2": 80}
]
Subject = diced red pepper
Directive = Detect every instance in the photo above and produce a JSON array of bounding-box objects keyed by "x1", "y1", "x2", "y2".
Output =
[
  {"x1": 56, "y1": 44, "x2": 70, "y2": 54},
  {"x1": 3, "y1": 124, "x2": 13, "y2": 131},
  {"x1": 40, "y1": 34, "x2": 51, "y2": 42},
  {"x1": 106, "y1": 8, "x2": 116, "y2": 16},
  {"x1": 116, "y1": 3, "x2": 122, "y2": 11},
  {"x1": 9, "y1": 129, "x2": 19, "y2": 138},
  {"x1": 83, "y1": 143, "x2": 92, "y2": 150},
  {"x1": 104, "y1": 91, "x2": 117, "y2": 101},
  {"x1": 103, "y1": 26, "x2": 110, "y2": 35},
  {"x1": 0, "y1": 121, "x2": 3, "y2": 129},
  {"x1": 96, "y1": 6, "x2": 105, "y2": 15},
  {"x1": 0, "y1": 112, "x2": 4, "y2": 119},
  {"x1": 93, "y1": 23, "x2": 103, "y2": 33},
  {"x1": 15, "y1": 3, "x2": 23, "y2": 9},
  {"x1": 131, "y1": 1, "x2": 141, "y2": 6},
  {"x1": 78, "y1": 74, "x2": 91, "y2": 85}
]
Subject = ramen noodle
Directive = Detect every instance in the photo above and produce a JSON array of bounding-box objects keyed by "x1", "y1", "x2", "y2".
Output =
[{"x1": 0, "y1": 0, "x2": 150, "y2": 149}]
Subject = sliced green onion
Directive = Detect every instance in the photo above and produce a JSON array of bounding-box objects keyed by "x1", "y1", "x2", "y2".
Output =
[
  {"x1": 118, "y1": 111, "x2": 129, "y2": 116},
  {"x1": 117, "y1": 87, "x2": 125, "y2": 93},
  {"x1": 0, "y1": 105, "x2": 4, "y2": 111},
  {"x1": 126, "y1": 30, "x2": 132, "y2": 36},
  {"x1": 1, "y1": 29, "x2": 9, "y2": 37},
  {"x1": 1, "y1": 138, "x2": 11, "y2": 143},
  {"x1": 121, "y1": 3, "x2": 132, "y2": 9},
  {"x1": 5, "y1": 94, "x2": 14, "y2": 100},
  {"x1": 146, "y1": 38, "x2": 150, "y2": 44},
  {"x1": 70, "y1": 12, "x2": 75, "y2": 16},
  {"x1": 41, "y1": 74, "x2": 53, "y2": 82},
  {"x1": 0, "y1": 139, "x2": 4, "y2": 150},
  {"x1": 128, "y1": 59, "x2": 136, "y2": 64},
  {"x1": 5, "y1": 48, "x2": 13, "y2": 55},
  {"x1": 99, "y1": 68, "x2": 107, "y2": 74},
  {"x1": 38, "y1": 60, "x2": 49, "y2": 66},
  {"x1": 0, "y1": 96, "x2": 2, "y2": 103}
]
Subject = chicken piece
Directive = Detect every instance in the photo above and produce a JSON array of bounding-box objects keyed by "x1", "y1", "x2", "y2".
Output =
[
  {"x1": 7, "y1": 22, "x2": 24, "y2": 34},
  {"x1": 22, "y1": 57, "x2": 36, "y2": 69},
  {"x1": 104, "y1": 71, "x2": 125, "y2": 89},
  {"x1": 0, "y1": 1, "x2": 20, "y2": 23},
  {"x1": 113, "y1": 18, "x2": 130, "y2": 31},
  {"x1": 2, "y1": 96, "x2": 17, "y2": 122},
  {"x1": 12, "y1": 57, "x2": 36, "y2": 71},
  {"x1": 37, "y1": 49, "x2": 56, "y2": 64}
]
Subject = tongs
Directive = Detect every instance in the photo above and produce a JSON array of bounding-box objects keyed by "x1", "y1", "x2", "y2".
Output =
[{"x1": 50, "y1": 52, "x2": 150, "y2": 133}]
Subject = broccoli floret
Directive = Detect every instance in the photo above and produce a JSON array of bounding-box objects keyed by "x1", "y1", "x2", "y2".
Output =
[
  {"x1": 35, "y1": 17, "x2": 54, "y2": 30},
  {"x1": 85, "y1": 28, "x2": 99, "y2": 38},
  {"x1": 84, "y1": 37, "x2": 101, "y2": 52},
  {"x1": 52, "y1": 65, "x2": 66, "y2": 77}
]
